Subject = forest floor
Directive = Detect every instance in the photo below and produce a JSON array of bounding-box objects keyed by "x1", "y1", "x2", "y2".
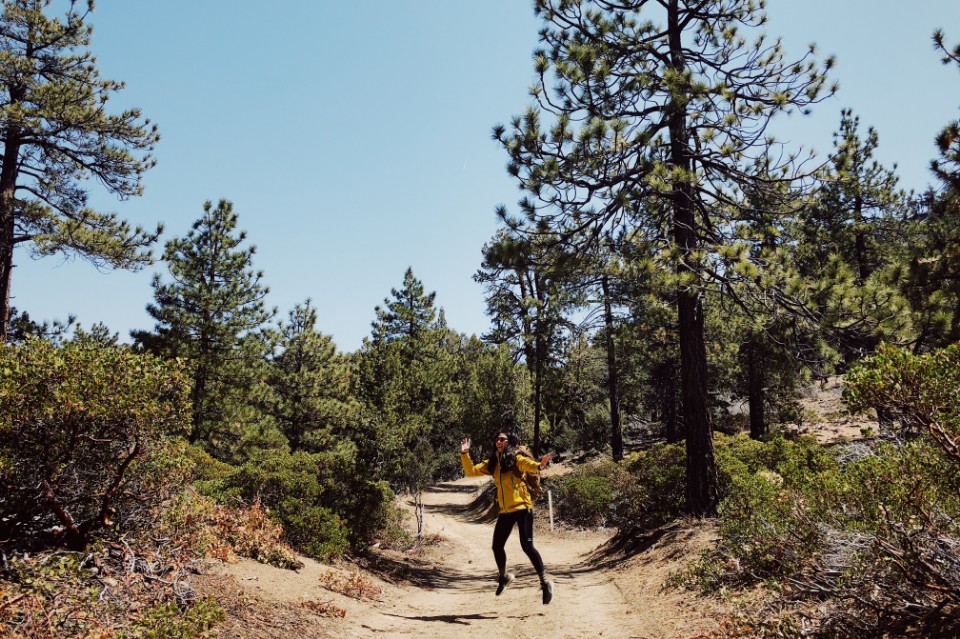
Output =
[{"x1": 195, "y1": 376, "x2": 874, "y2": 639}]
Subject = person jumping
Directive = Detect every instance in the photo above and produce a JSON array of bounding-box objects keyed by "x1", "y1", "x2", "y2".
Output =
[{"x1": 460, "y1": 432, "x2": 554, "y2": 604}]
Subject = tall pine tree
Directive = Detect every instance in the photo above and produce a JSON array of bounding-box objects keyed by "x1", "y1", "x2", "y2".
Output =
[
  {"x1": 133, "y1": 200, "x2": 274, "y2": 455},
  {"x1": 476, "y1": 229, "x2": 580, "y2": 455},
  {"x1": 355, "y1": 268, "x2": 461, "y2": 486},
  {"x1": 371, "y1": 266, "x2": 436, "y2": 343},
  {"x1": 932, "y1": 29, "x2": 960, "y2": 192},
  {"x1": 0, "y1": 0, "x2": 160, "y2": 341},
  {"x1": 497, "y1": 0, "x2": 834, "y2": 515},
  {"x1": 267, "y1": 300, "x2": 358, "y2": 453},
  {"x1": 905, "y1": 30, "x2": 960, "y2": 350}
]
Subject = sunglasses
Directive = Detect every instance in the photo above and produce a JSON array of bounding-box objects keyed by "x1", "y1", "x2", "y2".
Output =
[{"x1": 496, "y1": 436, "x2": 508, "y2": 442}]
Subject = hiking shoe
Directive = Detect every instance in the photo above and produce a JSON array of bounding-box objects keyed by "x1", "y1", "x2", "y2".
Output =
[
  {"x1": 541, "y1": 579, "x2": 554, "y2": 605},
  {"x1": 495, "y1": 572, "x2": 515, "y2": 596}
]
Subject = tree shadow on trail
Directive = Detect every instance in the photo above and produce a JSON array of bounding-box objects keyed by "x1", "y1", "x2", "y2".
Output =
[
  {"x1": 577, "y1": 520, "x2": 698, "y2": 571},
  {"x1": 422, "y1": 483, "x2": 498, "y2": 523},
  {"x1": 427, "y1": 482, "x2": 479, "y2": 494},
  {"x1": 360, "y1": 550, "x2": 494, "y2": 593}
]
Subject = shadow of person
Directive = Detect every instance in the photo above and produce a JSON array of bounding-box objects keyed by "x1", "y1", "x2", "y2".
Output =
[{"x1": 381, "y1": 612, "x2": 498, "y2": 625}]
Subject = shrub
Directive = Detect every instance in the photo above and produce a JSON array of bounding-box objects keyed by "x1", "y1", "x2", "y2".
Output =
[
  {"x1": 807, "y1": 439, "x2": 960, "y2": 638},
  {"x1": 715, "y1": 433, "x2": 837, "y2": 492},
  {"x1": 838, "y1": 439, "x2": 960, "y2": 536},
  {"x1": 275, "y1": 501, "x2": 348, "y2": 561},
  {"x1": 690, "y1": 344, "x2": 960, "y2": 636},
  {"x1": 120, "y1": 598, "x2": 225, "y2": 639},
  {"x1": 208, "y1": 449, "x2": 349, "y2": 561},
  {"x1": 0, "y1": 339, "x2": 191, "y2": 549},
  {"x1": 717, "y1": 471, "x2": 822, "y2": 578},
  {"x1": 556, "y1": 467, "x2": 618, "y2": 527},
  {"x1": 151, "y1": 488, "x2": 301, "y2": 569},
  {"x1": 677, "y1": 435, "x2": 842, "y2": 589},
  {"x1": 555, "y1": 443, "x2": 687, "y2": 529},
  {"x1": 845, "y1": 342, "x2": 960, "y2": 463},
  {"x1": 207, "y1": 445, "x2": 402, "y2": 559},
  {"x1": 838, "y1": 345, "x2": 960, "y2": 634},
  {"x1": 0, "y1": 547, "x2": 223, "y2": 639},
  {"x1": 618, "y1": 443, "x2": 687, "y2": 529}
]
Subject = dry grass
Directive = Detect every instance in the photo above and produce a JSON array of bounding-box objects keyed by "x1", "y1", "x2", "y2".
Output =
[
  {"x1": 298, "y1": 599, "x2": 347, "y2": 618},
  {"x1": 317, "y1": 570, "x2": 382, "y2": 600}
]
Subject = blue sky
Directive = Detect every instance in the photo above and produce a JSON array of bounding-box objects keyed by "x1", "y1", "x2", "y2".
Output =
[{"x1": 12, "y1": 1, "x2": 960, "y2": 352}]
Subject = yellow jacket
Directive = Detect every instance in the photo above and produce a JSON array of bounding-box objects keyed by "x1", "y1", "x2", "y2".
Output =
[{"x1": 461, "y1": 451, "x2": 540, "y2": 513}]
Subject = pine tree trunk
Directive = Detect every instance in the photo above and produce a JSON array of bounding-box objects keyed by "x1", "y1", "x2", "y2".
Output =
[
  {"x1": 668, "y1": 0, "x2": 718, "y2": 518},
  {"x1": 533, "y1": 334, "x2": 544, "y2": 457},
  {"x1": 854, "y1": 195, "x2": 870, "y2": 282},
  {"x1": 747, "y1": 340, "x2": 766, "y2": 440},
  {"x1": 0, "y1": 123, "x2": 22, "y2": 344},
  {"x1": 0, "y1": 202, "x2": 13, "y2": 344},
  {"x1": 661, "y1": 362, "x2": 680, "y2": 443},
  {"x1": 516, "y1": 269, "x2": 541, "y2": 453},
  {"x1": 677, "y1": 291, "x2": 718, "y2": 516},
  {"x1": 601, "y1": 275, "x2": 624, "y2": 461}
]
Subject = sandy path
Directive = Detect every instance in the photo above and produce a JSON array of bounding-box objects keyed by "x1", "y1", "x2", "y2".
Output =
[
  {"x1": 351, "y1": 475, "x2": 636, "y2": 639},
  {"x1": 213, "y1": 475, "x2": 715, "y2": 639}
]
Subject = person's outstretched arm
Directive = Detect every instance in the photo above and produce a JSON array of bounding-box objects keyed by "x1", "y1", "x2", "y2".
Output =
[
  {"x1": 460, "y1": 438, "x2": 491, "y2": 476},
  {"x1": 516, "y1": 451, "x2": 552, "y2": 474}
]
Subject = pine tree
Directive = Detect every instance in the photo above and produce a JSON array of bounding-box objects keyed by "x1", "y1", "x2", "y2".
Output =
[
  {"x1": 904, "y1": 30, "x2": 960, "y2": 350},
  {"x1": 371, "y1": 266, "x2": 436, "y2": 343},
  {"x1": 497, "y1": 0, "x2": 834, "y2": 515},
  {"x1": 807, "y1": 110, "x2": 907, "y2": 283},
  {"x1": 475, "y1": 229, "x2": 581, "y2": 455},
  {"x1": 6, "y1": 305, "x2": 74, "y2": 343},
  {"x1": 932, "y1": 29, "x2": 960, "y2": 191},
  {"x1": 267, "y1": 300, "x2": 358, "y2": 453},
  {"x1": 0, "y1": 0, "x2": 160, "y2": 341},
  {"x1": 457, "y1": 336, "x2": 531, "y2": 450},
  {"x1": 787, "y1": 111, "x2": 915, "y2": 363},
  {"x1": 132, "y1": 200, "x2": 274, "y2": 454},
  {"x1": 355, "y1": 269, "x2": 461, "y2": 488}
]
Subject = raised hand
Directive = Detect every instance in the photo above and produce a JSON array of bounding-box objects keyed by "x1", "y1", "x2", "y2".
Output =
[{"x1": 460, "y1": 438, "x2": 471, "y2": 454}]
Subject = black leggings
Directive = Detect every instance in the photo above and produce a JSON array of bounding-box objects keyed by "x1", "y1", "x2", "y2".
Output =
[{"x1": 492, "y1": 508, "x2": 545, "y2": 576}]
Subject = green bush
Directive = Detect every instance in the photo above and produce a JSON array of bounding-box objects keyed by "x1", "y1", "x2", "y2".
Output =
[
  {"x1": 0, "y1": 339, "x2": 191, "y2": 549},
  {"x1": 822, "y1": 346, "x2": 960, "y2": 637},
  {"x1": 276, "y1": 501, "x2": 349, "y2": 561},
  {"x1": 555, "y1": 443, "x2": 687, "y2": 529},
  {"x1": 838, "y1": 439, "x2": 960, "y2": 536},
  {"x1": 691, "y1": 349, "x2": 960, "y2": 636},
  {"x1": 206, "y1": 445, "x2": 402, "y2": 559},
  {"x1": 717, "y1": 471, "x2": 822, "y2": 578},
  {"x1": 618, "y1": 443, "x2": 687, "y2": 528},
  {"x1": 802, "y1": 439, "x2": 960, "y2": 637},
  {"x1": 715, "y1": 433, "x2": 837, "y2": 489},
  {"x1": 556, "y1": 468, "x2": 618, "y2": 527},
  {"x1": 120, "y1": 598, "x2": 225, "y2": 639},
  {"x1": 846, "y1": 342, "x2": 960, "y2": 463},
  {"x1": 677, "y1": 435, "x2": 843, "y2": 586}
]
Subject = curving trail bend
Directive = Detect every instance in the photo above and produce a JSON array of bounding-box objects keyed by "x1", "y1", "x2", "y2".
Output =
[{"x1": 214, "y1": 475, "x2": 716, "y2": 639}]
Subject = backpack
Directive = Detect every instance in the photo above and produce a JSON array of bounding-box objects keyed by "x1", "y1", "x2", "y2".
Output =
[{"x1": 514, "y1": 446, "x2": 544, "y2": 500}]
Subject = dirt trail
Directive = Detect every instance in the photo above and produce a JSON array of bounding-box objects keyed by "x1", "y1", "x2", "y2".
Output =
[{"x1": 207, "y1": 475, "x2": 717, "y2": 639}]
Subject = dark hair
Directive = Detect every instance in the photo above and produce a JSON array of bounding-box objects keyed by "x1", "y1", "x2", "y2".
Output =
[{"x1": 487, "y1": 432, "x2": 520, "y2": 473}]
